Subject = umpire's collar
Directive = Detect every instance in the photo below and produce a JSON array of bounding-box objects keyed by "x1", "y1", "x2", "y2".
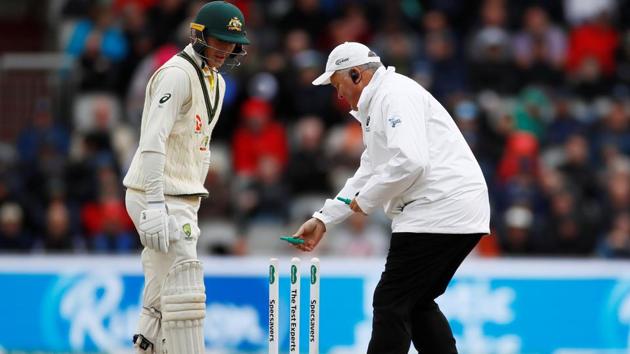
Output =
[{"x1": 349, "y1": 66, "x2": 395, "y2": 122}]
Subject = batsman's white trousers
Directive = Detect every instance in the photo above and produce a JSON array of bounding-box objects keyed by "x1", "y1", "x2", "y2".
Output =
[{"x1": 125, "y1": 188, "x2": 202, "y2": 348}]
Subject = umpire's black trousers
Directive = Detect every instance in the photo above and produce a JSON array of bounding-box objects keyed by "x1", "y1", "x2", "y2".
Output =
[{"x1": 366, "y1": 232, "x2": 483, "y2": 354}]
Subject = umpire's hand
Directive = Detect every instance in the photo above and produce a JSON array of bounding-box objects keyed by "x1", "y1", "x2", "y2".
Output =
[
  {"x1": 292, "y1": 218, "x2": 326, "y2": 252},
  {"x1": 349, "y1": 198, "x2": 366, "y2": 214}
]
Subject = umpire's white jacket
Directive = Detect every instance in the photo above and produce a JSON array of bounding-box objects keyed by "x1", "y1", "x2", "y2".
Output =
[{"x1": 314, "y1": 67, "x2": 490, "y2": 234}]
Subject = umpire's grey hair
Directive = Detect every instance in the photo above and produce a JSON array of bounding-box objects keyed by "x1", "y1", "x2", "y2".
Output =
[
  {"x1": 357, "y1": 62, "x2": 383, "y2": 72},
  {"x1": 340, "y1": 62, "x2": 383, "y2": 75}
]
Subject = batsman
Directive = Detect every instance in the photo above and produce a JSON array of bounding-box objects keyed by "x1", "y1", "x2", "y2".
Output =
[{"x1": 123, "y1": 2, "x2": 249, "y2": 353}]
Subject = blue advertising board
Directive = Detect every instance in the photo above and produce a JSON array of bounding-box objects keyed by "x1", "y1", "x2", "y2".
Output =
[{"x1": 0, "y1": 256, "x2": 628, "y2": 353}]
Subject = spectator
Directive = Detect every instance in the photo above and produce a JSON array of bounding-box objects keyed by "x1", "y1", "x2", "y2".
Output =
[
  {"x1": 468, "y1": 0, "x2": 517, "y2": 94},
  {"x1": 39, "y1": 201, "x2": 77, "y2": 253},
  {"x1": 541, "y1": 189, "x2": 597, "y2": 255},
  {"x1": 66, "y1": 4, "x2": 128, "y2": 92},
  {"x1": 327, "y1": 213, "x2": 387, "y2": 257},
  {"x1": 598, "y1": 211, "x2": 630, "y2": 258},
  {"x1": 499, "y1": 205, "x2": 539, "y2": 255},
  {"x1": 495, "y1": 132, "x2": 547, "y2": 219},
  {"x1": 80, "y1": 95, "x2": 133, "y2": 171},
  {"x1": 17, "y1": 98, "x2": 70, "y2": 163},
  {"x1": 91, "y1": 204, "x2": 136, "y2": 253},
  {"x1": 545, "y1": 92, "x2": 585, "y2": 146},
  {"x1": 285, "y1": 29, "x2": 312, "y2": 61},
  {"x1": 21, "y1": 123, "x2": 69, "y2": 209},
  {"x1": 117, "y1": 1, "x2": 153, "y2": 97},
  {"x1": 558, "y1": 134, "x2": 600, "y2": 202},
  {"x1": 145, "y1": 0, "x2": 186, "y2": 47},
  {"x1": 325, "y1": 118, "x2": 364, "y2": 191},
  {"x1": 475, "y1": 101, "x2": 513, "y2": 172},
  {"x1": 175, "y1": 0, "x2": 207, "y2": 50},
  {"x1": 233, "y1": 155, "x2": 289, "y2": 255},
  {"x1": 0, "y1": 153, "x2": 35, "y2": 238},
  {"x1": 513, "y1": 6, "x2": 567, "y2": 87},
  {"x1": 82, "y1": 111, "x2": 115, "y2": 166},
  {"x1": 411, "y1": 10, "x2": 466, "y2": 101},
  {"x1": 496, "y1": 132, "x2": 540, "y2": 185},
  {"x1": 67, "y1": 95, "x2": 133, "y2": 204},
  {"x1": 285, "y1": 49, "x2": 338, "y2": 126},
  {"x1": 251, "y1": 155, "x2": 289, "y2": 223},
  {"x1": 566, "y1": 11, "x2": 619, "y2": 99},
  {"x1": 591, "y1": 101, "x2": 630, "y2": 166},
  {"x1": 280, "y1": 0, "x2": 329, "y2": 44},
  {"x1": 420, "y1": 31, "x2": 466, "y2": 102},
  {"x1": 453, "y1": 99, "x2": 495, "y2": 178},
  {"x1": 235, "y1": 156, "x2": 289, "y2": 223},
  {"x1": 325, "y1": 3, "x2": 371, "y2": 48},
  {"x1": 564, "y1": 0, "x2": 617, "y2": 27},
  {"x1": 600, "y1": 159, "x2": 630, "y2": 230},
  {"x1": 512, "y1": 87, "x2": 553, "y2": 141},
  {"x1": 0, "y1": 203, "x2": 31, "y2": 252},
  {"x1": 371, "y1": 19, "x2": 420, "y2": 77},
  {"x1": 615, "y1": 30, "x2": 630, "y2": 89},
  {"x1": 287, "y1": 116, "x2": 332, "y2": 196},
  {"x1": 232, "y1": 98, "x2": 288, "y2": 177},
  {"x1": 81, "y1": 165, "x2": 134, "y2": 250}
]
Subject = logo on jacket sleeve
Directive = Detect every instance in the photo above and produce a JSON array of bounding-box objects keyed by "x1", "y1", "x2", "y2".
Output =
[
  {"x1": 159, "y1": 93, "x2": 171, "y2": 104},
  {"x1": 388, "y1": 116, "x2": 402, "y2": 128}
]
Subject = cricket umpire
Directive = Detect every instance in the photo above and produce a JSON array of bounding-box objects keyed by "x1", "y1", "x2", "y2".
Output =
[
  {"x1": 122, "y1": 2, "x2": 249, "y2": 353},
  {"x1": 292, "y1": 42, "x2": 490, "y2": 354}
]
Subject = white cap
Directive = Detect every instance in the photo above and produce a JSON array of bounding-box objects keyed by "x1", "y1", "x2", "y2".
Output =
[{"x1": 312, "y1": 42, "x2": 381, "y2": 86}]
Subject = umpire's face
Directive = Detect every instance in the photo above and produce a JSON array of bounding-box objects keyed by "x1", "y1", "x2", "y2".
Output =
[{"x1": 330, "y1": 69, "x2": 362, "y2": 111}]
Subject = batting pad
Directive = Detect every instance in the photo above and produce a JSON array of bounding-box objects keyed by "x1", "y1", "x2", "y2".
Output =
[
  {"x1": 133, "y1": 307, "x2": 163, "y2": 354},
  {"x1": 161, "y1": 260, "x2": 206, "y2": 354}
]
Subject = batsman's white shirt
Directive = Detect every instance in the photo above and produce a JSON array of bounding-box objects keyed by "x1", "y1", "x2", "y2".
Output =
[
  {"x1": 123, "y1": 44, "x2": 225, "y2": 197},
  {"x1": 314, "y1": 66, "x2": 490, "y2": 234}
]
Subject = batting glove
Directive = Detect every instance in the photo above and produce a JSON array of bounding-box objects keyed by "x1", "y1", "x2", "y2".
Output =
[{"x1": 139, "y1": 202, "x2": 180, "y2": 253}]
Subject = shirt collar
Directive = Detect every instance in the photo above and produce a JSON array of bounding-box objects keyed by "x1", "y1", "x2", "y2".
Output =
[
  {"x1": 183, "y1": 43, "x2": 215, "y2": 77},
  {"x1": 349, "y1": 66, "x2": 396, "y2": 121}
]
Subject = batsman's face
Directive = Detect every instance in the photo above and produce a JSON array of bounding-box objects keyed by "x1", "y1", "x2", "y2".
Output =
[
  {"x1": 204, "y1": 37, "x2": 236, "y2": 69},
  {"x1": 330, "y1": 71, "x2": 360, "y2": 111}
]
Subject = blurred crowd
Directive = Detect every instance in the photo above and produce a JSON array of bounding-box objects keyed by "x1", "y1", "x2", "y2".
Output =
[{"x1": 1, "y1": 0, "x2": 630, "y2": 258}]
